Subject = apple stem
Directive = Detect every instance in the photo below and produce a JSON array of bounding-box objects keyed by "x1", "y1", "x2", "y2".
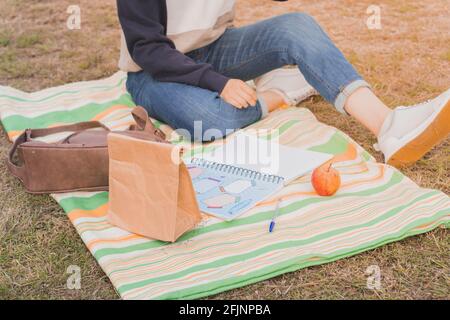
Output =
[{"x1": 327, "y1": 163, "x2": 333, "y2": 172}]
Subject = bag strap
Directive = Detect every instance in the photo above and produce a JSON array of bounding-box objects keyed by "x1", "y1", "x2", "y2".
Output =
[
  {"x1": 27, "y1": 121, "x2": 109, "y2": 139},
  {"x1": 7, "y1": 131, "x2": 27, "y2": 182},
  {"x1": 131, "y1": 106, "x2": 166, "y2": 140},
  {"x1": 7, "y1": 108, "x2": 163, "y2": 180}
]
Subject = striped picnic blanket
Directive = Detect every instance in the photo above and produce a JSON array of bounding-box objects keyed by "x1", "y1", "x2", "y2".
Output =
[{"x1": 1, "y1": 71, "x2": 448, "y2": 300}]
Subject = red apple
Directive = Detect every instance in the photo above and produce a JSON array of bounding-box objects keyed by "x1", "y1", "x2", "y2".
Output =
[{"x1": 311, "y1": 163, "x2": 341, "y2": 196}]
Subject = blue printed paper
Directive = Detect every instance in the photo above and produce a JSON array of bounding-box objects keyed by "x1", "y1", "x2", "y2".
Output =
[{"x1": 187, "y1": 159, "x2": 283, "y2": 221}]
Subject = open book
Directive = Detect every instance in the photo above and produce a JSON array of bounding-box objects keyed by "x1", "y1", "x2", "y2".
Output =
[{"x1": 187, "y1": 133, "x2": 332, "y2": 220}]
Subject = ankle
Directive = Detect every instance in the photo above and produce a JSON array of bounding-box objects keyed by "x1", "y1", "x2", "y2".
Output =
[
  {"x1": 259, "y1": 90, "x2": 287, "y2": 112},
  {"x1": 344, "y1": 88, "x2": 392, "y2": 136}
]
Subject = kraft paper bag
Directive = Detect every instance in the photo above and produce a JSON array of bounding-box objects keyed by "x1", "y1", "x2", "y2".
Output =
[{"x1": 107, "y1": 133, "x2": 202, "y2": 242}]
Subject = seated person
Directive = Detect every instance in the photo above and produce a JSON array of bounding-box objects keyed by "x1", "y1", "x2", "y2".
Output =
[{"x1": 118, "y1": 0, "x2": 449, "y2": 167}]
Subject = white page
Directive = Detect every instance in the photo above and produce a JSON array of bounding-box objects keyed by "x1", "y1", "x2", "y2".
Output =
[{"x1": 201, "y1": 133, "x2": 333, "y2": 184}]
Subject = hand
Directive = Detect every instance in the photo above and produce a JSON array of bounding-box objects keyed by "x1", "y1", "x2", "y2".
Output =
[{"x1": 220, "y1": 79, "x2": 257, "y2": 109}]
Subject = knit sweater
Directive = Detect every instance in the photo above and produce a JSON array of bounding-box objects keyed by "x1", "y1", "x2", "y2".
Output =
[{"x1": 118, "y1": 0, "x2": 236, "y2": 93}]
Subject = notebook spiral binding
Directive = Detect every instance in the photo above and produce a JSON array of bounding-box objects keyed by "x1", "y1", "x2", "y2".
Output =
[{"x1": 191, "y1": 158, "x2": 284, "y2": 184}]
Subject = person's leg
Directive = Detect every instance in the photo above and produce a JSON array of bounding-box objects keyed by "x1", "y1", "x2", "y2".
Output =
[
  {"x1": 191, "y1": 13, "x2": 449, "y2": 165},
  {"x1": 189, "y1": 13, "x2": 381, "y2": 122},
  {"x1": 126, "y1": 71, "x2": 263, "y2": 142},
  {"x1": 344, "y1": 87, "x2": 391, "y2": 135},
  {"x1": 259, "y1": 91, "x2": 286, "y2": 113}
]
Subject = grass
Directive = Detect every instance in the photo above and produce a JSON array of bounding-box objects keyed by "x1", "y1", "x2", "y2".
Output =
[
  {"x1": 0, "y1": 0, "x2": 449, "y2": 300},
  {"x1": 0, "y1": 31, "x2": 11, "y2": 47},
  {"x1": 16, "y1": 33, "x2": 41, "y2": 48},
  {"x1": 442, "y1": 50, "x2": 450, "y2": 63}
]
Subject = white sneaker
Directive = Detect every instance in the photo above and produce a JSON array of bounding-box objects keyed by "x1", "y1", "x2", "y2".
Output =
[
  {"x1": 254, "y1": 68, "x2": 318, "y2": 106},
  {"x1": 375, "y1": 88, "x2": 450, "y2": 167}
]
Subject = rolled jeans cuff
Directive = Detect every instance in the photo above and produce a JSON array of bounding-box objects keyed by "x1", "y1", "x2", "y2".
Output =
[
  {"x1": 334, "y1": 80, "x2": 371, "y2": 115},
  {"x1": 257, "y1": 94, "x2": 269, "y2": 118}
]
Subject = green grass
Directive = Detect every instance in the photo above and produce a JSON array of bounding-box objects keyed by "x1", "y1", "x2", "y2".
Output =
[
  {"x1": 0, "y1": 49, "x2": 32, "y2": 79},
  {"x1": 78, "y1": 53, "x2": 104, "y2": 70},
  {"x1": 0, "y1": 31, "x2": 12, "y2": 47},
  {"x1": 16, "y1": 33, "x2": 41, "y2": 48},
  {"x1": 0, "y1": 0, "x2": 448, "y2": 300}
]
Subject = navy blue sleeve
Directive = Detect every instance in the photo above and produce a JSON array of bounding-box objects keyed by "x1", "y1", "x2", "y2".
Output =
[{"x1": 117, "y1": 0, "x2": 230, "y2": 93}]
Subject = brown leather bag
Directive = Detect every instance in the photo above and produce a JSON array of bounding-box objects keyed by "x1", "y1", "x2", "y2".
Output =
[{"x1": 7, "y1": 107, "x2": 167, "y2": 194}]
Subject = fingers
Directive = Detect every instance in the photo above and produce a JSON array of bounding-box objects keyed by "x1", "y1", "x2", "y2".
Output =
[
  {"x1": 229, "y1": 95, "x2": 248, "y2": 109},
  {"x1": 241, "y1": 82, "x2": 258, "y2": 102},
  {"x1": 235, "y1": 81, "x2": 257, "y2": 108},
  {"x1": 220, "y1": 79, "x2": 258, "y2": 109},
  {"x1": 237, "y1": 88, "x2": 257, "y2": 107}
]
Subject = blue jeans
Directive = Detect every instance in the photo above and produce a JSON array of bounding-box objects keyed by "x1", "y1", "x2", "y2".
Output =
[{"x1": 127, "y1": 13, "x2": 369, "y2": 141}]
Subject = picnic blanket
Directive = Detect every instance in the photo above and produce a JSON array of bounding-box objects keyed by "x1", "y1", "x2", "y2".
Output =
[{"x1": 1, "y1": 71, "x2": 449, "y2": 300}]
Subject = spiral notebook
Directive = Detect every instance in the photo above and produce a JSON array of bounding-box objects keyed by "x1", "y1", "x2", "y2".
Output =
[{"x1": 187, "y1": 134, "x2": 332, "y2": 220}]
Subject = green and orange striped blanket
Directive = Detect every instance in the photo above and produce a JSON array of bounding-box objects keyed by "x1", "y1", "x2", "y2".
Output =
[{"x1": 1, "y1": 71, "x2": 448, "y2": 299}]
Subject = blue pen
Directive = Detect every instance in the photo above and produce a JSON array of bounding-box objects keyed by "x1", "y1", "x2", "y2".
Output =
[{"x1": 269, "y1": 198, "x2": 282, "y2": 233}]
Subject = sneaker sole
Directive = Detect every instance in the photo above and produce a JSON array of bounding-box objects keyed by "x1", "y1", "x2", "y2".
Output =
[{"x1": 387, "y1": 99, "x2": 450, "y2": 167}]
